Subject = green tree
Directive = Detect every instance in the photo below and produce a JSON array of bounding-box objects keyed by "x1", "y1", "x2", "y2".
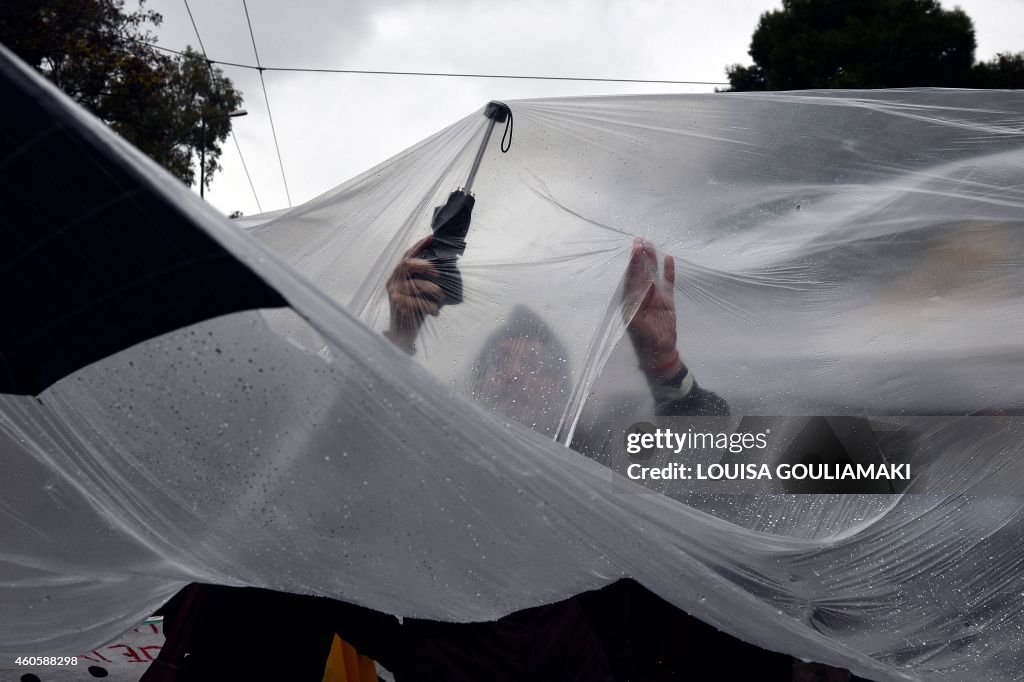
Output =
[
  {"x1": 972, "y1": 52, "x2": 1024, "y2": 89},
  {"x1": 724, "y1": 0, "x2": 978, "y2": 91},
  {"x1": 0, "y1": 0, "x2": 242, "y2": 190}
]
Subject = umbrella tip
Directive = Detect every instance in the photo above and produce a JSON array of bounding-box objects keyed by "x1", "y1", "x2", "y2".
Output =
[{"x1": 484, "y1": 101, "x2": 511, "y2": 122}]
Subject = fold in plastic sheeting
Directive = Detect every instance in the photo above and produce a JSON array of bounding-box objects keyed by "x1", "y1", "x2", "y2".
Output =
[{"x1": 3, "y1": 43, "x2": 1024, "y2": 681}]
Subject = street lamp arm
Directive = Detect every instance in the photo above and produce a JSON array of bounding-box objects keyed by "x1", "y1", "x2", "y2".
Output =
[
  {"x1": 199, "y1": 109, "x2": 247, "y2": 199},
  {"x1": 202, "y1": 109, "x2": 248, "y2": 122}
]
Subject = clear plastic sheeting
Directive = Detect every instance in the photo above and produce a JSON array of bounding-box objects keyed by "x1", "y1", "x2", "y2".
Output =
[
  {"x1": 4, "y1": 51, "x2": 1024, "y2": 682},
  {"x1": 254, "y1": 92, "x2": 1024, "y2": 425}
]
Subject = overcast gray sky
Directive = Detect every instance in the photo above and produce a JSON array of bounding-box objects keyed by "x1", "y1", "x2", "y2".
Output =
[{"x1": 145, "y1": 0, "x2": 1024, "y2": 217}]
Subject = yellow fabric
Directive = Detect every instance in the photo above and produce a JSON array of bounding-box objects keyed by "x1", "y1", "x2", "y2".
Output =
[{"x1": 321, "y1": 633, "x2": 378, "y2": 682}]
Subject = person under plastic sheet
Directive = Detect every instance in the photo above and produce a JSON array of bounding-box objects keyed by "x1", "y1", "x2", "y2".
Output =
[
  {"x1": 384, "y1": 236, "x2": 729, "y2": 434},
  {"x1": 143, "y1": 238, "x2": 845, "y2": 682},
  {"x1": 382, "y1": 236, "x2": 741, "y2": 681}
]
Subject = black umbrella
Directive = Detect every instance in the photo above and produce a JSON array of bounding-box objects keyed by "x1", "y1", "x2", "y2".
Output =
[
  {"x1": 419, "y1": 101, "x2": 511, "y2": 305},
  {"x1": 0, "y1": 46, "x2": 287, "y2": 396}
]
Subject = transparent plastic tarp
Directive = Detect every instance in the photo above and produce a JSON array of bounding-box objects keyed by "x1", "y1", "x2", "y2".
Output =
[{"x1": 3, "y1": 43, "x2": 1024, "y2": 680}]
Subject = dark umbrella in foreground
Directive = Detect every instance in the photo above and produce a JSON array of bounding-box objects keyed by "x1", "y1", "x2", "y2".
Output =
[{"x1": 0, "y1": 45, "x2": 287, "y2": 396}]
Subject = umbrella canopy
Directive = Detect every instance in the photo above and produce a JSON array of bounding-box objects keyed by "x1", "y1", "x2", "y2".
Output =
[{"x1": 0, "y1": 45, "x2": 286, "y2": 396}]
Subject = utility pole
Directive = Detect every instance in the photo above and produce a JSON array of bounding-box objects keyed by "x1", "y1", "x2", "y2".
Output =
[{"x1": 199, "y1": 109, "x2": 247, "y2": 199}]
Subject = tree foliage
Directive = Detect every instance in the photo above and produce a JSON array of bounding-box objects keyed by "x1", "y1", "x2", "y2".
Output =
[
  {"x1": 0, "y1": 0, "x2": 242, "y2": 189},
  {"x1": 725, "y1": 0, "x2": 981, "y2": 90},
  {"x1": 973, "y1": 52, "x2": 1024, "y2": 89}
]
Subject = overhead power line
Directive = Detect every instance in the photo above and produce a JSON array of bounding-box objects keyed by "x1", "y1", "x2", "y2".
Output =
[
  {"x1": 241, "y1": 0, "x2": 292, "y2": 207},
  {"x1": 182, "y1": 0, "x2": 263, "y2": 213},
  {"x1": 182, "y1": 0, "x2": 208, "y2": 57},
  {"x1": 143, "y1": 42, "x2": 729, "y2": 86}
]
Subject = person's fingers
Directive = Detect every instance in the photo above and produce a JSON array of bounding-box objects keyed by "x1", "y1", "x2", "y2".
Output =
[
  {"x1": 625, "y1": 238, "x2": 648, "y2": 290},
  {"x1": 642, "y1": 240, "x2": 657, "y2": 272},
  {"x1": 392, "y1": 278, "x2": 422, "y2": 296},
  {"x1": 400, "y1": 258, "x2": 440, "y2": 280},
  {"x1": 394, "y1": 281, "x2": 428, "y2": 301},
  {"x1": 412, "y1": 278, "x2": 444, "y2": 302},
  {"x1": 389, "y1": 239, "x2": 435, "y2": 289},
  {"x1": 640, "y1": 280, "x2": 656, "y2": 308},
  {"x1": 391, "y1": 293, "x2": 421, "y2": 316},
  {"x1": 664, "y1": 254, "x2": 675, "y2": 297},
  {"x1": 403, "y1": 234, "x2": 434, "y2": 259},
  {"x1": 392, "y1": 278, "x2": 444, "y2": 302},
  {"x1": 390, "y1": 279, "x2": 415, "y2": 296},
  {"x1": 393, "y1": 293, "x2": 439, "y2": 318}
]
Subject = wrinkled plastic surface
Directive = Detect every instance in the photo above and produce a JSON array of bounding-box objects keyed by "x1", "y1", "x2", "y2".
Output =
[{"x1": 4, "y1": 53, "x2": 1024, "y2": 682}]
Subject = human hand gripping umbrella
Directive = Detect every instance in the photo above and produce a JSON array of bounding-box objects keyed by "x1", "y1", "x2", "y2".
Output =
[{"x1": 384, "y1": 101, "x2": 511, "y2": 353}]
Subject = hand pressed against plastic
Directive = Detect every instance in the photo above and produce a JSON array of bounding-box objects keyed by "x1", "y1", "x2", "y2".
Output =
[
  {"x1": 624, "y1": 238, "x2": 682, "y2": 380},
  {"x1": 385, "y1": 234, "x2": 685, "y2": 386}
]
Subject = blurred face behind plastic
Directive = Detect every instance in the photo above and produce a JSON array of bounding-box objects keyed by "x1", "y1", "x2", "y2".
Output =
[{"x1": 476, "y1": 337, "x2": 567, "y2": 437}]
